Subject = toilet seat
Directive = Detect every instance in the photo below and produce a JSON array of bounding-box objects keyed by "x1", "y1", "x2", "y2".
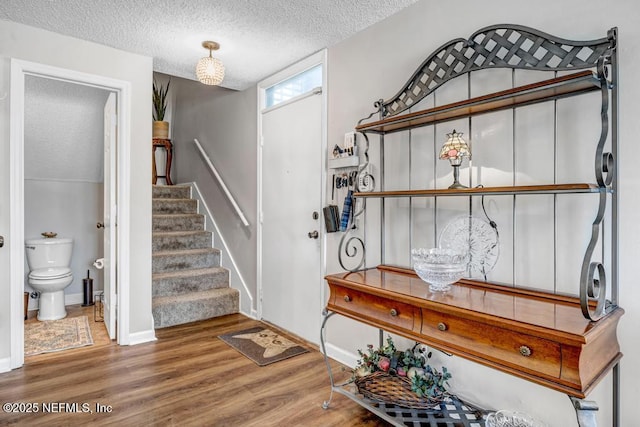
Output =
[{"x1": 28, "y1": 267, "x2": 72, "y2": 280}]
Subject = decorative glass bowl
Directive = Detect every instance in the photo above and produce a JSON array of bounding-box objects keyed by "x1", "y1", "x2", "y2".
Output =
[
  {"x1": 411, "y1": 248, "x2": 468, "y2": 292},
  {"x1": 485, "y1": 410, "x2": 546, "y2": 427}
]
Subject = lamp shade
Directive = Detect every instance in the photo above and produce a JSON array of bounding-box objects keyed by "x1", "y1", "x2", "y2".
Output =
[
  {"x1": 196, "y1": 41, "x2": 225, "y2": 86},
  {"x1": 439, "y1": 130, "x2": 470, "y2": 165}
]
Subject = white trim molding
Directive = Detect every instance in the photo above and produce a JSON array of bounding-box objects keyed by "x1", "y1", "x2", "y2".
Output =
[
  {"x1": 324, "y1": 342, "x2": 358, "y2": 369},
  {"x1": 0, "y1": 357, "x2": 11, "y2": 374}
]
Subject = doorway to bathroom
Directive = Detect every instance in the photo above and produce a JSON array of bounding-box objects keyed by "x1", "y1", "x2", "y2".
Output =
[
  {"x1": 8, "y1": 60, "x2": 132, "y2": 370},
  {"x1": 22, "y1": 75, "x2": 112, "y2": 355}
]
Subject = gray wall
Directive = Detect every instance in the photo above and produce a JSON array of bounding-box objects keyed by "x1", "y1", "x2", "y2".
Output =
[
  {"x1": 24, "y1": 76, "x2": 108, "y2": 306},
  {"x1": 171, "y1": 77, "x2": 258, "y2": 313}
]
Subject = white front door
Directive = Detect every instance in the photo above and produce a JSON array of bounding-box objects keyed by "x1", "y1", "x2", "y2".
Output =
[
  {"x1": 260, "y1": 90, "x2": 323, "y2": 344},
  {"x1": 103, "y1": 92, "x2": 117, "y2": 339}
]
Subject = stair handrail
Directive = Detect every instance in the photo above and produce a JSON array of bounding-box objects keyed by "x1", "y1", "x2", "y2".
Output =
[{"x1": 193, "y1": 138, "x2": 250, "y2": 227}]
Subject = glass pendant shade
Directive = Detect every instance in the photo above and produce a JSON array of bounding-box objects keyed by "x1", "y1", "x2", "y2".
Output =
[{"x1": 196, "y1": 41, "x2": 225, "y2": 86}]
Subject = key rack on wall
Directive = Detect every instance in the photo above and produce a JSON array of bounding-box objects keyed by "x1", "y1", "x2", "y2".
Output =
[{"x1": 321, "y1": 24, "x2": 622, "y2": 427}]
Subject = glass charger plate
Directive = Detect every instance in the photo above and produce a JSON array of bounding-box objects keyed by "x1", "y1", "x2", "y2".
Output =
[{"x1": 439, "y1": 215, "x2": 499, "y2": 278}]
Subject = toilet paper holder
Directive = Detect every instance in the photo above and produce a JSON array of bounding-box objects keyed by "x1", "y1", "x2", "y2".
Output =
[{"x1": 93, "y1": 258, "x2": 105, "y2": 269}]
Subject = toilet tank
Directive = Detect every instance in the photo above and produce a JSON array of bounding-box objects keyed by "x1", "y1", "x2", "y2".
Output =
[{"x1": 25, "y1": 237, "x2": 73, "y2": 271}]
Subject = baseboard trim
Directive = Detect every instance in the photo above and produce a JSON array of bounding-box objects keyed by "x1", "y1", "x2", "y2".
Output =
[
  {"x1": 126, "y1": 329, "x2": 157, "y2": 346},
  {"x1": 64, "y1": 291, "x2": 101, "y2": 306},
  {"x1": 25, "y1": 291, "x2": 103, "y2": 311},
  {"x1": 324, "y1": 342, "x2": 358, "y2": 369},
  {"x1": 0, "y1": 357, "x2": 11, "y2": 373}
]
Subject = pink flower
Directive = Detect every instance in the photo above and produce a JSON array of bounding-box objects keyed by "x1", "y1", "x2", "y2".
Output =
[
  {"x1": 397, "y1": 367, "x2": 407, "y2": 377},
  {"x1": 377, "y1": 357, "x2": 391, "y2": 372}
]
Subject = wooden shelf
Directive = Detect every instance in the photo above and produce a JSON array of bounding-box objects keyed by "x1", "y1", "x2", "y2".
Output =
[
  {"x1": 353, "y1": 183, "x2": 607, "y2": 198},
  {"x1": 355, "y1": 71, "x2": 602, "y2": 135}
]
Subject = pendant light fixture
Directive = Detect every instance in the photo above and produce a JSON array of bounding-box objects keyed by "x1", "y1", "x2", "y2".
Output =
[{"x1": 196, "y1": 41, "x2": 225, "y2": 86}]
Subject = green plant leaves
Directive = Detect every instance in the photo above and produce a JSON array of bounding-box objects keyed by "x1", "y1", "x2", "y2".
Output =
[{"x1": 153, "y1": 78, "x2": 171, "y2": 121}]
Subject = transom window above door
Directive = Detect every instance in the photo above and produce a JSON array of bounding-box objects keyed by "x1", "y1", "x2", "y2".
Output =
[{"x1": 265, "y1": 64, "x2": 322, "y2": 108}]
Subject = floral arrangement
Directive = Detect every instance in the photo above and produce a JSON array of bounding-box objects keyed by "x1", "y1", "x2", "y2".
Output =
[{"x1": 353, "y1": 336, "x2": 451, "y2": 400}]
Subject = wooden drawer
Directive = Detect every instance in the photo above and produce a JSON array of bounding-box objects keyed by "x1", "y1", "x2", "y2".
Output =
[
  {"x1": 422, "y1": 310, "x2": 562, "y2": 379},
  {"x1": 330, "y1": 285, "x2": 419, "y2": 333}
]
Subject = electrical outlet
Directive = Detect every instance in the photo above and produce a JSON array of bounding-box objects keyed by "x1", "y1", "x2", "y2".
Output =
[{"x1": 357, "y1": 170, "x2": 375, "y2": 192}]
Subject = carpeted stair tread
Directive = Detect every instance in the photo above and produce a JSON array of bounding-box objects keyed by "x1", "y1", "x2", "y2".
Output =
[
  {"x1": 152, "y1": 230, "x2": 212, "y2": 251},
  {"x1": 153, "y1": 214, "x2": 205, "y2": 232},
  {"x1": 152, "y1": 185, "x2": 191, "y2": 199},
  {"x1": 153, "y1": 266, "x2": 227, "y2": 280},
  {"x1": 153, "y1": 267, "x2": 229, "y2": 296},
  {"x1": 152, "y1": 198, "x2": 198, "y2": 214},
  {"x1": 152, "y1": 288, "x2": 239, "y2": 328},
  {"x1": 152, "y1": 248, "x2": 220, "y2": 273},
  {"x1": 153, "y1": 247, "x2": 220, "y2": 257}
]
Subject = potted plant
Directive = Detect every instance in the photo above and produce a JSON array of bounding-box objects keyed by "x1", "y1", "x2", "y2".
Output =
[{"x1": 152, "y1": 78, "x2": 170, "y2": 139}]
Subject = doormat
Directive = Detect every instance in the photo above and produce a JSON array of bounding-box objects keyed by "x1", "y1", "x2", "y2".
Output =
[
  {"x1": 219, "y1": 326, "x2": 309, "y2": 366},
  {"x1": 25, "y1": 316, "x2": 94, "y2": 356}
]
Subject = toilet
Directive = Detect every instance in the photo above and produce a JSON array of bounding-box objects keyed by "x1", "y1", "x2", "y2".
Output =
[{"x1": 25, "y1": 237, "x2": 74, "y2": 321}]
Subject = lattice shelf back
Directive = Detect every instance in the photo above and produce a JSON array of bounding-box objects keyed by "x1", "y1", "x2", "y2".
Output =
[{"x1": 379, "y1": 24, "x2": 616, "y2": 118}]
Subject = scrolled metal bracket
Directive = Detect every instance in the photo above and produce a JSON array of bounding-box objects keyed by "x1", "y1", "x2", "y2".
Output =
[
  {"x1": 337, "y1": 132, "x2": 373, "y2": 272},
  {"x1": 580, "y1": 261, "x2": 607, "y2": 321},
  {"x1": 338, "y1": 233, "x2": 366, "y2": 272},
  {"x1": 570, "y1": 397, "x2": 599, "y2": 427},
  {"x1": 579, "y1": 55, "x2": 615, "y2": 321}
]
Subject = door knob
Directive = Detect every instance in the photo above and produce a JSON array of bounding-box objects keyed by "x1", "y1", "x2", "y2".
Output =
[
  {"x1": 97, "y1": 222, "x2": 105, "y2": 229},
  {"x1": 308, "y1": 230, "x2": 319, "y2": 239}
]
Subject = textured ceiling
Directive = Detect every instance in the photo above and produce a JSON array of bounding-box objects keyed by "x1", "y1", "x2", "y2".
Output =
[{"x1": 0, "y1": 0, "x2": 419, "y2": 90}]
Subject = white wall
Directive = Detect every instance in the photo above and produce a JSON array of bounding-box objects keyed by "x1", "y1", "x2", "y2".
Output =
[
  {"x1": 171, "y1": 77, "x2": 257, "y2": 314},
  {"x1": 325, "y1": 1, "x2": 640, "y2": 426},
  {"x1": 0, "y1": 19, "x2": 154, "y2": 363}
]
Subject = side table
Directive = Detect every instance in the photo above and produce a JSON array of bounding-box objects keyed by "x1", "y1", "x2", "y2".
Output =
[{"x1": 152, "y1": 138, "x2": 173, "y2": 185}]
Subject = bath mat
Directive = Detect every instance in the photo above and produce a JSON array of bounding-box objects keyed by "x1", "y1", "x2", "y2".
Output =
[
  {"x1": 24, "y1": 316, "x2": 94, "y2": 356},
  {"x1": 219, "y1": 326, "x2": 308, "y2": 366}
]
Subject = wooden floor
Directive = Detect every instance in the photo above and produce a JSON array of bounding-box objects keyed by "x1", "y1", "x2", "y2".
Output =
[{"x1": 1, "y1": 313, "x2": 389, "y2": 426}]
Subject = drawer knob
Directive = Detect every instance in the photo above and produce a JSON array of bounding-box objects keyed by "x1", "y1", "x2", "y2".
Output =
[
  {"x1": 519, "y1": 345, "x2": 532, "y2": 357},
  {"x1": 389, "y1": 308, "x2": 398, "y2": 317},
  {"x1": 344, "y1": 295, "x2": 352, "y2": 303},
  {"x1": 437, "y1": 322, "x2": 448, "y2": 331}
]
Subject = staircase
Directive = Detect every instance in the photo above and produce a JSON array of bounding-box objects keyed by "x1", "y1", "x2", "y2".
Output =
[{"x1": 152, "y1": 185, "x2": 239, "y2": 328}]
